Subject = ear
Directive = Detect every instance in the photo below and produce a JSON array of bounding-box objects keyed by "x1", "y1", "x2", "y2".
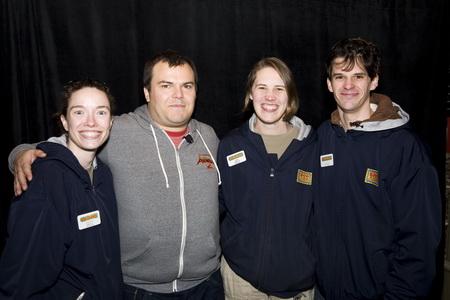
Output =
[
  {"x1": 369, "y1": 75, "x2": 379, "y2": 91},
  {"x1": 326, "y1": 78, "x2": 333, "y2": 93},
  {"x1": 60, "y1": 115, "x2": 69, "y2": 132},
  {"x1": 143, "y1": 88, "x2": 150, "y2": 102}
]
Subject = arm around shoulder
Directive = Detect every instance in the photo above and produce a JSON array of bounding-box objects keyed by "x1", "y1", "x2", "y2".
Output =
[
  {"x1": 8, "y1": 135, "x2": 66, "y2": 173},
  {"x1": 8, "y1": 144, "x2": 37, "y2": 173}
]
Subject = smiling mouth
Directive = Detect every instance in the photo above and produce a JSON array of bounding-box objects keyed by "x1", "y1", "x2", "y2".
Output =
[
  {"x1": 261, "y1": 103, "x2": 279, "y2": 112},
  {"x1": 79, "y1": 131, "x2": 102, "y2": 139},
  {"x1": 341, "y1": 91, "x2": 359, "y2": 96}
]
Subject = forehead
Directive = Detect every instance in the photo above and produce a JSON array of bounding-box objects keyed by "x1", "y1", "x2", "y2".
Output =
[
  {"x1": 69, "y1": 87, "x2": 110, "y2": 107},
  {"x1": 151, "y1": 61, "x2": 195, "y2": 82},
  {"x1": 254, "y1": 67, "x2": 284, "y2": 84},
  {"x1": 332, "y1": 57, "x2": 367, "y2": 74}
]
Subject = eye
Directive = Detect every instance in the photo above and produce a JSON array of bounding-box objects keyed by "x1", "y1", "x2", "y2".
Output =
[
  {"x1": 184, "y1": 83, "x2": 194, "y2": 89},
  {"x1": 256, "y1": 86, "x2": 267, "y2": 90},
  {"x1": 72, "y1": 110, "x2": 84, "y2": 116},
  {"x1": 161, "y1": 84, "x2": 171, "y2": 89},
  {"x1": 97, "y1": 110, "x2": 109, "y2": 116},
  {"x1": 355, "y1": 74, "x2": 366, "y2": 80},
  {"x1": 333, "y1": 75, "x2": 344, "y2": 80},
  {"x1": 276, "y1": 87, "x2": 285, "y2": 92}
]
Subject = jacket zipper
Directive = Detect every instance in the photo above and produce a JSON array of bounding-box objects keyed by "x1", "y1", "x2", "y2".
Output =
[
  {"x1": 174, "y1": 150, "x2": 187, "y2": 290},
  {"x1": 256, "y1": 165, "x2": 275, "y2": 287}
]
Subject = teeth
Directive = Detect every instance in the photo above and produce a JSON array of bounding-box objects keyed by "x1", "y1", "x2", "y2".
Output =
[
  {"x1": 79, "y1": 131, "x2": 101, "y2": 139},
  {"x1": 261, "y1": 104, "x2": 278, "y2": 112}
]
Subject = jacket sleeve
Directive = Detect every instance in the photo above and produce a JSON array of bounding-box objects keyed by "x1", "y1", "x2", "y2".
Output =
[
  {"x1": 384, "y1": 142, "x2": 441, "y2": 299},
  {"x1": 0, "y1": 175, "x2": 68, "y2": 298}
]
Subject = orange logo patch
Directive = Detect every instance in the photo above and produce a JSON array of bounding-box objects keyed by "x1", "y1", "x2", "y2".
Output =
[
  {"x1": 364, "y1": 168, "x2": 379, "y2": 186},
  {"x1": 197, "y1": 154, "x2": 214, "y2": 169},
  {"x1": 297, "y1": 169, "x2": 313, "y2": 185}
]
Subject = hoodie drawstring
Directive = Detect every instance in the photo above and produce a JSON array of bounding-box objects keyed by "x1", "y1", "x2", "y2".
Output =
[
  {"x1": 151, "y1": 124, "x2": 170, "y2": 188},
  {"x1": 195, "y1": 129, "x2": 222, "y2": 185}
]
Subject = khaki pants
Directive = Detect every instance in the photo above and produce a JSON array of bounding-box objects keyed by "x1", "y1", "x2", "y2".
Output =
[{"x1": 220, "y1": 257, "x2": 314, "y2": 300}]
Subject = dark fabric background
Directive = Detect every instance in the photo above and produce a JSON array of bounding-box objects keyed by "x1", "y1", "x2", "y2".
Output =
[{"x1": 1, "y1": 0, "x2": 448, "y2": 297}]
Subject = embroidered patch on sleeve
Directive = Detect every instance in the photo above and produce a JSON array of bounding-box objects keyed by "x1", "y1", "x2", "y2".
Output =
[
  {"x1": 320, "y1": 153, "x2": 334, "y2": 167},
  {"x1": 226, "y1": 150, "x2": 246, "y2": 167},
  {"x1": 197, "y1": 154, "x2": 214, "y2": 169},
  {"x1": 364, "y1": 168, "x2": 379, "y2": 186},
  {"x1": 297, "y1": 169, "x2": 313, "y2": 185}
]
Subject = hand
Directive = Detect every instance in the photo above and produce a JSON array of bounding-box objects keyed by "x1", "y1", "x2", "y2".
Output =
[{"x1": 14, "y1": 149, "x2": 47, "y2": 196}]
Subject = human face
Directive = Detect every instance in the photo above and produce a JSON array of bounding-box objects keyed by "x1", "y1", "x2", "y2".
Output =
[
  {"x1": 60, "y1": 87, "x2": 112, "y2": 156},
  {"x1": 250, "y1": 67, "x2": 289, "y2": 134},
  {"x1": 327, "y1": 58, "x2": 378, "y2": 120},
  {"x1": 144, "y1": 61, "x2": 196, "y2": 131}
]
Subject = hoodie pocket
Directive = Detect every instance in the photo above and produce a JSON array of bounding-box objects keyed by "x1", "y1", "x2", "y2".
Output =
[
  {"x1": 122, "y1": 236, "x2": 180, "y2": 282},
  {"x1": 182, "y1": 234, "x2": 220, "y2": 278}
]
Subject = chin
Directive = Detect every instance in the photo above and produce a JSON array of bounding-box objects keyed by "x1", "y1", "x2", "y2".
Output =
[{"x1": 81, "y1": 142, "x2": 104, "y2": 150}]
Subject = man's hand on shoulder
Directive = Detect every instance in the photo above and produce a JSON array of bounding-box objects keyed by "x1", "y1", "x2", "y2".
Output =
[{"x1": 14, "y1": 149, "x2": 47, "y2": 196}]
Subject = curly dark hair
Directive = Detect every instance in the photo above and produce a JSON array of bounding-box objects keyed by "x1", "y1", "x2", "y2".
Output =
[{"x1": 326, "y1": 37, "x2": 380, "y2": 80}]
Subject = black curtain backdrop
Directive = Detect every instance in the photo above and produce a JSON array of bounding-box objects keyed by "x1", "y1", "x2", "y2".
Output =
[{"x1": 1, "y1": 0, "x2": 448, "y2": 297}]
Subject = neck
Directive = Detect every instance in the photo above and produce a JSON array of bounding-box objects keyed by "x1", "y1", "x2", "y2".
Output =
[
  {"x1": 254, "y1": 120, "x2": 291, "y2": 136},
  {"x1": 338, "y1": 108, "x2": 373, "y2": 130},
  {"x1": 78, "y1": 154, "x2": 95, "y2": 170},
  {"x1": 67, "y1": 143, "x2": 95, "y2": 170}
]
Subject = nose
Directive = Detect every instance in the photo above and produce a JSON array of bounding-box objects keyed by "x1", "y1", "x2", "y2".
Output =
[
  {"x1": 85, "y1": 112, "x2": 96, "y2": 127},
  {"x1": 265, "y1": 89, "x2": 276, "y2": 101},
  {"x1": 343, "y1": 78, "x2": 354, "y2": 89},
  {"x1": 173, "y1": 85, "x2": 184, "y2": 99}
]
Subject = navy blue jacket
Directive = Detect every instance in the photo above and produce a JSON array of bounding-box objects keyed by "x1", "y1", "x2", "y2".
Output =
[
  {"x1": 218, "y1": 117, "x2": 316, "y2": 298},
  {"x1": 0, "y1": 142, "x2": 123, "y2": 299},
  {"x1": 315, "y1": 116, "x2": 441, "y2": 300}
]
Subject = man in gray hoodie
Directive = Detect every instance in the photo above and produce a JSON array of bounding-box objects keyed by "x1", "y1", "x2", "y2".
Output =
[{"x1": 9, "y1": 51, "x2": 224, "y2": 299}]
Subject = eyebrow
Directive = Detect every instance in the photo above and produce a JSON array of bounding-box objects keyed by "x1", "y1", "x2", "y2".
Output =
[
  {"x1": 157, "y1": 80, "x2": 173, "y2": 85},
  {"x1": 332, "y1": 72, "x2": 366, "y2": 76},
  {"x1": 157, "y1": 80, "x2": 195, "y2": 85},
  {"x1": 69, "y1": 105, "x2": 110, "y2": 110},
  {"x1": 254, "y1": 83, "x2": 285, "y2": 87}
]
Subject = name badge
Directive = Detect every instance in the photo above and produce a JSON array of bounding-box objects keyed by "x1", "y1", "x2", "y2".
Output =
[
  {"x1": 227, "y1": 150, "x2": 247, "y2": 167},
  {"x1": 320, "y1": 153, "x2": 334, "y2": 167},
  {"x1": 77, "y1": 210, "x2": 101, "y2": 230}
]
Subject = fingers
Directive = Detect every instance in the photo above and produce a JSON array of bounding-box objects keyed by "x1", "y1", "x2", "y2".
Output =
[
  {"x1": 14, "y1": 162, "x2": 29, "y2": 196},
  {"x1": 14, "y1": 177, "x2": 24, "y2": 196},
  {"x1": 13, "y1": 149, "x2": 47, "y2": 196},
  {"x1": 33, "y1": 149, "x2": 47, "y2": 160},
  {"x1": 26, "y1": 150, "x2": 46, "y2": 181},
  {"x1": 21, "y1": 158, "x2": 34, "y2": 182}
]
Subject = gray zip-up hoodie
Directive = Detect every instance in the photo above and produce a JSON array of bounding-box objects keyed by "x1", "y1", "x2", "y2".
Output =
[{"x1": 9, "y1": 104, "x2": 221, "y2": 293}]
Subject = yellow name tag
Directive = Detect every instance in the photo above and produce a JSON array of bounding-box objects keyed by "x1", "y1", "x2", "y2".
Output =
[
  {"x1": 226, "y1": 150, "x2": 246, "y2": 167},
  {"x1": 77, "y1": 210, "x2": 101, "y2": 230},
  {"x1": 320, "y1": 153, "x2": 334, "y2": 167},
  {"x1": 297, "y1": 169, "x2": 313, "y2": 185}
]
